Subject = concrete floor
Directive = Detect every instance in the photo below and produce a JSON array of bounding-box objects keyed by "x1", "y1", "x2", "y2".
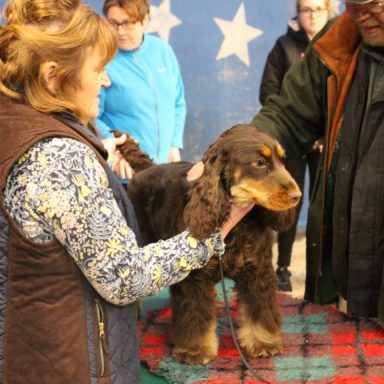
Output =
[{"x1": 272, "y1": 232, "x2": 306, "y2": 299}]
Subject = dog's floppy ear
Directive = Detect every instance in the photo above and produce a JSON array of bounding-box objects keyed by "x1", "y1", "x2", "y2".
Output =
[{"x1": 183, "y1": 141, "x2": 232, "y2": 239}]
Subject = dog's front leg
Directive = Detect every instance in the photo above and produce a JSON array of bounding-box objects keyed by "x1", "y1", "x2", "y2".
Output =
[
  {"x1": 234, "y1": 263, "x2": 283, "y2": 358},
  {"x1": 169, "y1": 274, "x2": 218, "y2": 365}
]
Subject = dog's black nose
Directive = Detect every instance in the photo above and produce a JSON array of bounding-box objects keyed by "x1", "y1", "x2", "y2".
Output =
[{"x1": 289, "y1": 191, "x2": 302, "y2": 204}]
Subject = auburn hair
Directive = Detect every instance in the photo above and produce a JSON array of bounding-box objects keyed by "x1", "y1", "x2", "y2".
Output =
[
  {"x1": 0, "y1": 0, "x2": 118, "y2": 121},
  {"x1": 103, "y1": 0, "x2": 149, "y2": 21}
]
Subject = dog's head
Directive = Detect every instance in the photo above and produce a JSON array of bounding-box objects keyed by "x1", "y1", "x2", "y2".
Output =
[{"x1": 184, "y1": 124, "x2": 301, "y2": 238}]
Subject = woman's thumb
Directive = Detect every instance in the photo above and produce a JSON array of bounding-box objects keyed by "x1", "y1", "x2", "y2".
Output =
[{"x1": 115, "y1": 134, "x2": 127, "y2": 145}]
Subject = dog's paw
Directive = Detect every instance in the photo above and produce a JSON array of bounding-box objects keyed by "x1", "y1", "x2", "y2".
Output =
[
  {"x1": 244, "y1": 341, "x2": 283, "y2": 358},
  {"x1": 172, "y1": 348, "x2": 217, "y2": 365},
  {"x1": 238, "y1": 322, "x2": 283, "y2": 358}
]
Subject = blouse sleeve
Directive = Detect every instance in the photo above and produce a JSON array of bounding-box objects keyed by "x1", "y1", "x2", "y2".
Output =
[{"x1": 3, "y1": 137, "x2": 225, "y2": 305}]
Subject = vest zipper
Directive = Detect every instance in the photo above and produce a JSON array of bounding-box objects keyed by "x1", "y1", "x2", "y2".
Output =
[{"x1": 95, "y1": 298, "x2": 109, "y2": 377}]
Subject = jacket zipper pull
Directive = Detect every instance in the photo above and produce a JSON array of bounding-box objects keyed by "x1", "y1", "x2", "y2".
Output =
[{"x1": 95, "y1": 298, "x2": 109, "y2": 377}]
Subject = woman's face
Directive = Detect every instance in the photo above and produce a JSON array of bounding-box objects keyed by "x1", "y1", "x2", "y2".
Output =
[
  {"x1": 72, "y1": 47, "x2": 111, "y2": 123},
  {"x1": 297, "y1": 0, "x2": 329, "y2": 39},
  {"x1": 106, "y1": 5, "x2": 148, "y2": 51}
]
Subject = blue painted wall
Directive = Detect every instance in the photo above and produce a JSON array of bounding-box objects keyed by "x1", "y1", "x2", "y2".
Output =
[{"x1": 146, "y1": 0, "x2": 299, "y2": 162}]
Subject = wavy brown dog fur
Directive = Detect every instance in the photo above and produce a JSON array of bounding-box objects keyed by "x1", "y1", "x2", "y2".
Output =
[{"x1": 118, "y1": 124, "x2": 301, "y2": 365}]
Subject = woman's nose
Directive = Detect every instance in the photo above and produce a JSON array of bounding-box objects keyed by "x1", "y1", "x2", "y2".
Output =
[{"x1": 101, "y1": 71, "x2": 111, "y2": 88}]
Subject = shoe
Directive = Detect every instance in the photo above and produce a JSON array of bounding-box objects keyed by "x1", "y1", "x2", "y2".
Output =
[{"x1": 276, "y1": 266, "x2": 292, "y2": 292}]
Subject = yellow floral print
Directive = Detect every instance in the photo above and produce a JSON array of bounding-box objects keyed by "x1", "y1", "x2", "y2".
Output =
[{"x1": 3, "y1": 137, "x2": 225, "y2": 305}]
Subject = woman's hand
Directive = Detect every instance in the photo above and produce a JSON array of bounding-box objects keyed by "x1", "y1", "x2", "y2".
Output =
[
  {"x1": 102, "y1": 134, "x2": 127, "y2": 160},
  {"x1": 168, "y1": 147, "x2": 181, "y2": 162},
  {"x1": 102, "y1": 135, "x2": 133, "y2": 179},
  {"x1": 186, "y1": 161, "x2": 204, "y2": 181},
  {"x1": 113, "y1": 158, "x2": 133, "y2": 179},
  {"x1": 220, "y1": 202, "x2": 255, "y2": 239}
]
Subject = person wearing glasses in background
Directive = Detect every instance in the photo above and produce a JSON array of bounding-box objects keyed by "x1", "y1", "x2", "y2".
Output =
[
  {"x1": 251, "y1": 0, "x2": 384, "y2": 325},
  {"x1": 96, "y1": 0, "x2": 186, "y2": 180},
  {"x1": 259, "y1": 0, "x2": 333, "y2": 292}
]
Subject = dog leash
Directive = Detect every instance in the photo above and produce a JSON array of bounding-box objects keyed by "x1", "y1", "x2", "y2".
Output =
[{"x1": 218, "y1": 256, "x2": 270, "y2": 383}]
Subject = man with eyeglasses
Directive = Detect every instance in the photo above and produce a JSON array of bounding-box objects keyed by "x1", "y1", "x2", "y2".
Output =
[{"x1": 252, "y1": 0, "x2": 384, "y2": 325}]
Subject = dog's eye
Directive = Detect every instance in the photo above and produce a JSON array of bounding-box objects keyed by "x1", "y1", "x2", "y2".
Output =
[{"x1": 252, "y1": 159, "x2": 267, "y2": 168}]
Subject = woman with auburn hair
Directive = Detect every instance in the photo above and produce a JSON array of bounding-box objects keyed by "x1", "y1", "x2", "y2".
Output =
[
  {"x1": 259, "y1": 0, "x2": 333, "y2": 292},
  {"x1": 0, "y1": 1, "x2": 252, "y2": 382}
]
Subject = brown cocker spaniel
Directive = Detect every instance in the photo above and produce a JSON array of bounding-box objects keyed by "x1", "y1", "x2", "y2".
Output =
[{"x1": 117, "y1": 124, "x2": 301, "y2": 365}]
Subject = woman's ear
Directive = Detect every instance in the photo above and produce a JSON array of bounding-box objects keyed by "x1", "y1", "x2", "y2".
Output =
[{"x1": 40, "y1": 61, "x2": 59, "y2": 94}]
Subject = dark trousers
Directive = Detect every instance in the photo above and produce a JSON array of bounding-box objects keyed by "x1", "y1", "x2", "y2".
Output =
[{"x1": 277, "y1": 149, "x2": 320, "y2": 267}]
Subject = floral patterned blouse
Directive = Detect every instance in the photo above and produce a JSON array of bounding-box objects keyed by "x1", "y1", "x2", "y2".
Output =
[{"x1": 4, "y1": 137, "x2": 225, "y2": 305}]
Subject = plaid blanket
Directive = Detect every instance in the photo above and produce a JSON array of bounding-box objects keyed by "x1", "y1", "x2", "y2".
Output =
[{"x1": 138, "y1": 293, "x2": 384, "y2": 383}]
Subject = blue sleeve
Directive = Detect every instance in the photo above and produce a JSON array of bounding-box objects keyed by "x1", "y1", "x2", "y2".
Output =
[
  {"x1": 95, "y1": 88, "x2": 114, "y2": 139},
  {"x1": 171, "y1": 50, "x2": 186, "y2": 149}
]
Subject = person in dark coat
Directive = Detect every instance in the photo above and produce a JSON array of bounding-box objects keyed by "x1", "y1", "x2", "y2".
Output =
[
  {"x1": 252, "y1": 0, "x2": 384, "y2": 325},
  {"x1": 259, "y1": 0, "x2": 332, "y2": 291}
]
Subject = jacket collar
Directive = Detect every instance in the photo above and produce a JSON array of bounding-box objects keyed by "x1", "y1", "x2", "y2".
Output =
[
  {"x1": 361, "y1": 43, "x2": 384, "y2": 63},
  {"x1": 313, "y1": 12, "x2": 361, "y2": 75},
  {"x1": 53, "y1": 112, "x2": 108, "y2": 160},
  {"x1": 118, "y1": 33, "x2": 149, "y2": 56},
  {"x1": 313, "y1": 13, "x2": 362, "y2": 171},
  {"x1": 287, "y1": 18, "x2": 310, "y2": 44}
]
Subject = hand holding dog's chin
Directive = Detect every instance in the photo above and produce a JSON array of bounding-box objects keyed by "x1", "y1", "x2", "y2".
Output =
[{"x1": 220, "y1": 202, "x2": 254, "y2": 239}]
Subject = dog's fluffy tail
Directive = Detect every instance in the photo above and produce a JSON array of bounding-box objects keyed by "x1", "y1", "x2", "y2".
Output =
[{"x1": 112, "y1": 131, "x2": 154, "y2": 172}]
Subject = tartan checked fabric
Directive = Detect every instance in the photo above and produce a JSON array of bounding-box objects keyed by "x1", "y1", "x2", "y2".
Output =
[{"x1": 138, "y1": 293, "x2": 384, "y2": 384}]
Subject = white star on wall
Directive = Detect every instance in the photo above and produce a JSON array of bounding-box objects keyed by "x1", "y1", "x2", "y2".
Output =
[
  {"x1": 332, "y1": 0, "x2": 342, "y2": 14},
  {"x1": 213, "y1": 3, "x2": 263, "y2": 67},
  {"x1": 147, "y1": 0, "x2": 182, "y2": 42}
]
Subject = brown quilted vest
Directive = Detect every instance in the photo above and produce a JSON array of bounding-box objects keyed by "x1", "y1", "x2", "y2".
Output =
[{"x1": 0, "y1": 94, "x2": 121, "y2": 384}]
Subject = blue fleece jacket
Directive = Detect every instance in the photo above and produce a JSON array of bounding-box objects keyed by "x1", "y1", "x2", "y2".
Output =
[{"x1": 95, "y1": 34, "x2": 186, "y2": 164}]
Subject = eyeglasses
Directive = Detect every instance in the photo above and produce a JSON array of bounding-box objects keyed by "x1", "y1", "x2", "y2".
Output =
[
  {"x1": 108, "y1": 19, "x2": 139, "y2": 31},
  {"x1": 299, "y1": 6, "x2": 328, "y2": 16},
  {"x1": 344, "y1": 0, "x2": 384, "y2": 14}
]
